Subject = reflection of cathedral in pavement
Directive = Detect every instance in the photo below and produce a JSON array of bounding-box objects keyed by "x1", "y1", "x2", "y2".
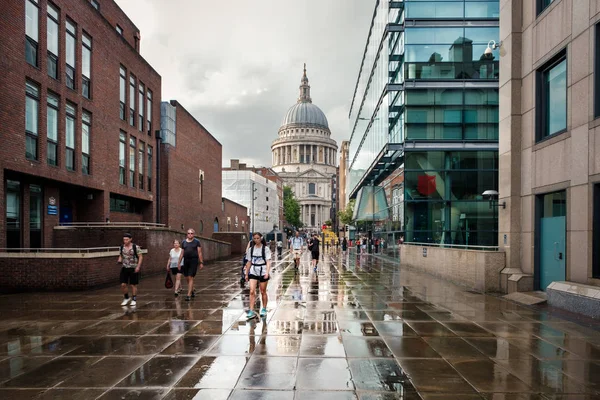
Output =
[{"x1": 271, "y1": 65, "x2": 338, "y2": 229}]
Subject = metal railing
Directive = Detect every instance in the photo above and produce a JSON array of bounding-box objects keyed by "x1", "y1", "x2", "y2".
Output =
[
  {"x1": 0, "y1": 247, "x2": 122, "y2": 254},
  {"x1": 57, "y1": 222, "x2": 165, "y2": 227},
  {"x1": 404, "y1": 241, "x2": 499, "y2": 251}
]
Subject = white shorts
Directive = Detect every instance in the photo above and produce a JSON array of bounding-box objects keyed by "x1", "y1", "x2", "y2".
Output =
[{"x1": 293, "y1": 250, "x2": 302, "y2": 258}]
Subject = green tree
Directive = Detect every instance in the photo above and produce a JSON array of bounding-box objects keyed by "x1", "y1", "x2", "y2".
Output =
[
  {"x1": 283, "y1": 186, "x2": 301, "y2": 227},
  {"x1": 338, "y1": 199, "x2": 355, "y2": 226}
]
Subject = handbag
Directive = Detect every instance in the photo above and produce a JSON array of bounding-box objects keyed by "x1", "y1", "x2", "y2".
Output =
[{"x1": 165, "y1": 271, "x2": 173, "y2": 289}]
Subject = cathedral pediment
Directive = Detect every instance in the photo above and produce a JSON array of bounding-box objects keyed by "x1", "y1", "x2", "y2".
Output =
[{"x1": 297, "y1": 168, "x2": 327, "y2": 179}]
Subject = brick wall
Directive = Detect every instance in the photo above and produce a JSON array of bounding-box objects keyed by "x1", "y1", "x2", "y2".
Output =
[
  {"x1": 221, "y1": 198, "x2": 249, "y2": 233},
  {"x1": 212, "y1": 232, "x2": 250, "y2": 255},
  {"x1": 53, "y1": 226, "x2": 231, "y2": 270},
  {"x1": 160, "y1": 101, "x2": 223, "y2": 235},
  {"x1": 0, "y1": 0, "x2": 161, "y2": 247}
]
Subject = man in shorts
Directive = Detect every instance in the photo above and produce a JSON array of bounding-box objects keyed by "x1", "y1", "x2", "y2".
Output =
[
  {"x1": 291, "y1": 231, "x2": 304, "y2": 269},
  {"x1": 244, "y1": 232, "x2": 272, "y2": 319},
  {"x1": 117, "y1": 233, "x2": 143, "y2": 307},
  {"x1": 178, "y1": 228, "x2": 204, "y2": 301}
]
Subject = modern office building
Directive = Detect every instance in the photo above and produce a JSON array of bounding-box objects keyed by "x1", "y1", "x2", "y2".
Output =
[
  {"x1": 499, "y1": 0, "x2": 600, "y2": 292},
  {"x1": 0, "y1": 0, "x2": 161, "y2": 248},
  {"x1": 348, "y1": 0, "x2": 500, "y2": 247},
  {"x1": 222, "y1": 160, "x2": 280, "y2": 234}
]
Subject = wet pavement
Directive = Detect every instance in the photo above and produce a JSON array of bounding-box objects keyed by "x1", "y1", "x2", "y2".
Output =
[{"x1": 1, "y1": 250, "x2": 600, "y2": 399}]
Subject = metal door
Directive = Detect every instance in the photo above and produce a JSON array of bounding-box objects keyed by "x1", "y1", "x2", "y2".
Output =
[{"x1": 540, "y1": 216, "x2": 566, "y2": 290}]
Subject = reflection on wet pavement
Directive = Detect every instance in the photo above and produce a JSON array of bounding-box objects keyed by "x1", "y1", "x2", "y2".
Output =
[{"x1": 0, "y1": 250, "x2": 599, "y2": 399}]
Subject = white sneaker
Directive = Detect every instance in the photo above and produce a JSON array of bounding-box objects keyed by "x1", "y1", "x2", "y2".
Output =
[
  {"x1": 130, "y1": 300, "x2": 137, "y2": 306},
  {"x1": 121, "y1": 298, "x2": 130, "y2": 306}
]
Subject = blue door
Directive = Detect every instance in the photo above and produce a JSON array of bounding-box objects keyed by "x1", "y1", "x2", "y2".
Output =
[
  {"x1": 59, "y1": 206, "x2": 73, "y2": 225},
  {"x1": 540, "y1": 216, "x2": 566, "y2": 290}
]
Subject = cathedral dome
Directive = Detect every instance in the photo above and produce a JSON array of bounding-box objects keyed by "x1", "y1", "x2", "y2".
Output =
[{"x1": 281, "y1": 102, "x2": 329, "y2": 129}]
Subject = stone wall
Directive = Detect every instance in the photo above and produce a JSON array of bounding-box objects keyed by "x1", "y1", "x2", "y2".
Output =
[{"x1": 400, "y1": 245, "x2": 506, "y2": 293}]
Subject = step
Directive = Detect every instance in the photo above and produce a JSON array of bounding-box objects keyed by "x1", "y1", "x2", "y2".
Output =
[{"x1": 507, "y1": 273, "x2": 534, "y2": 293}]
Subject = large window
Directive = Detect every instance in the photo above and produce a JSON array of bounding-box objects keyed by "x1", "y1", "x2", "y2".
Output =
[
  {"x1": 537, "y1": 0, "x2": 555, "y2": 15},
  {"x1": 147, "y1": 146, "x2": 152, "y2": 191},
  {"x1": 119, "y1": 66, "x2": 126, "y2": 120},
  {"x1": 25, "y1": 81, "x2": 39, "y2": 161},
  {"x1": 537, "y1": 52, "x2": 567, "y2": 141},
  {"x1": 594, "y1": 184, "x2": 600, "y2": 279},
  {"x1": 66, "y1": 19, "x2": 76, "y2": 90},
  {"x1": 25, "y1": 0, "x2": 39, "y2": 67},
  {"x1": 138, "y1": 141, "x2": 144, "y2": 190},
  {"x1": 129, "y1": 74, "x2": 136, "y2": 126},
  {"x1": 47, "y1": 3, "x2": 59, "y2": 78},
  {"x1": 29, "y1": 184, "x2": 42, "y2": 248},
  {"x1": 119, "y1": 132, "x2": 126, "y2": 185},
  {"x1": 65, "y1": 102, "x2": 76, "y2": 171},
  {"x1": 110, "y1": 194, "x2": 142, "y2": 214},
  {"x1": 146, "y1": 90, "x2": 152, "y2": 135},
  {"x1": 6, "y1": 180, "x2": 21, "y2": 248},
  {"x1": 405, "y1": 1, "x2": 499, "y2": 19},
  {"x1": 82, "y1": 33, "x2": 92, "y2": 98},
  {"x1": 47, "y1": 93, "x2": 59, "y2": 166},
  {"x1": 595, "y1": 24, "x2": 600, "y2": 119},
  {"x1": 129, "y1": 137, "x2": 136, "y2": 187},
  {"x1": 82, "y1": 111, "x2": 91, "y2": 174},
  {"x1": 403, "y1": 151, "x2": 499, "y2": 246},
  {"x1": 138, "y1": 83, "x2": 144, "y2": 132},
  {"x1": 308, "y1": 183, "x2": 316, "y2": 195}
]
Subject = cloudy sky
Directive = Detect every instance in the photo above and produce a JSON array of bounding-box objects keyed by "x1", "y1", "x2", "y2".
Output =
[{"x1": 114, "y1": 0, "x2": 374, "y2": 167}]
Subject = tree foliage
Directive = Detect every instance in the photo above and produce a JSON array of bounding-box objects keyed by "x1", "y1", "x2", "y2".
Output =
[
  {"x1": 337, "y1": 199, "x2": 355, "y2": 225},
  {"x1": 283, "y1": 186, "x2": 301, "y2": 228}
]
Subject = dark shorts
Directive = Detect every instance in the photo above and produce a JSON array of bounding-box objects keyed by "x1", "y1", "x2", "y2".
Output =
[
  {"x1": 120, "y1": 267, "x2": 139, "y2": 285},
  {"x1": 311, "y1": 251, "x2": 320, "y2": 260},
  {"x1": 183, "y1": 258, "x2": 199, "y2": 277},
  {"x1": 170, "y1": 267, "x2": 181, "y2": 276},
  {"x1": 248, "y1": 274, "x2": 269, "y2": 283}
]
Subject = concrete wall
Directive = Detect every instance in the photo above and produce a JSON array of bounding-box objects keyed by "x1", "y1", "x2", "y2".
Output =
[
  {"x1": 400, "y1": 245, "x2": 506, "y2": 292},
  {"x1": 499, "y1": 0, "x2": 600, "y2": 287},
  {"x1": 0, "y1": 250, "x2": 146, "y2": 292},
  {"x1": 212, "y1": 232, "x2": 250, "y2": 255},
  {"x1": 53, "y1": 226, "x2": 231, "y2": 272}
]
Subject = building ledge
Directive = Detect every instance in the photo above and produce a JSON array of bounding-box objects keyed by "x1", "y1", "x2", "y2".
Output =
[{"x1": 547, "y1": 281, "x2": 600, "y2": 320}]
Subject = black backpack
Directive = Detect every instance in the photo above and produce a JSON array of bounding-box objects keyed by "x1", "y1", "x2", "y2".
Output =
[
  {"x1": 249, "y1": 244, "x2": 267, "y2": 265},
  {"x1": 120, "y1": 243, "x2": 139, "y2": 261}
]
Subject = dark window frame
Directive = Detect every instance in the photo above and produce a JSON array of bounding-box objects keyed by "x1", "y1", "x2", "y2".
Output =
[
  {"x1": 536, "y1": 49, "x2": 567, "y2": 142},
  {"x1": 116, "y1": 24, "x2": 123, "y2": 36},
  {"x1": 119, "y1": 132, "x2": 126, "y2": 185},
  {"x1": 65, "y1": 19, "x2": 77, "y2": 90},
  {"x1": 129, "y1": 74, "x2": 136, "y2": 126},
  {"x1": 47, "y1": 92, "x2": 59, "y2": 166},
  {"x1": 129, "y1": 136, "x2": 136, "y2": 187},
  {"x1": 46, "y1": 2, "x2": 59, "y2": 79},
  {"x1": 81, "y1": 110, "x2": 91, "y2": 175},
  {"x1": 138, "y1": 141, "x2": 144, "y2": 190},
  {"x1": 25, "y1": 0, "x2": 39, "y2": 67},
  {"x1": 25, "y1": 81, "x2": 39, "y2": 161},
  {"x1": 119, "y1": 66, "x2": 127, "y2": 120},
  {"x1": 65, "y1": 102, "x2": 76, "y2": 171},
  {"x1": 81, "y1": 32, "x2": 92, "y2": 99},
  {"x1": 595, "y1": 23, "x2": 600, "y2": 119},
  {"x1": 147, "y1": 145, "x2": 152, "y2": 191},
  {"x1": 594, "y1": 184, "x2": 600, "y2": 279},
  {"x1": 90, "y1": 0, "x2": 99, "y2": 10},
  {"x1": 536, "y1": 0, "x2": 555, "y2": 16}
]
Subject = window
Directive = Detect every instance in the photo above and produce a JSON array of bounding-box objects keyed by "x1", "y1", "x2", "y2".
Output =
[
  {"x1": 25, "y1": 81, "x2": 39, "y2": 160},
  {"x1": 119, "y1": 66, "x2": 126, "y2": 120},
  {"x1": 146, "y1": 89, "x2": 152, "y2": 135},
  {"x1": 594, "y1": 184, "x2": 600, "y2": 278},
  {"x1": 6, "y1": 180, "x2": 21, "y2": 248},
  {"x1": 65, "y1": 102, "x2": 76, "y2": 171},
  {"x1": 119, "y1": 132, "x2": 126, "y2": 185},
  {"x1": 308, "y1": 183, "x2": 316, "y2": 195},
  {"x1": 129, "y1": 74, "x2": 136, "y2": 126},
  {"x1": 29, "y1": 185, "x2": 42, "y2": 248},
  {"x1": 198, "y1": 170, "x2": 204, "y2": 203},
  {"x1": 116, "y1": 25, "x2": 123, "y2": 35},
  {"x1": 66, "y1": 20, "x2": 76, "y2": 90},
  {"x1": 129, "y1": 137, "x2": 135, "y2": 187},
  {"x1": 47, "y1": 93, "x2": 59, "y2": 166},
  {"x1": 138, "y1": 141, "x2": 144, "y2": 189},
  {"x1": 138, "y1": 82, "x2": 144, "y2": 131},
  {"x1": 46, "y1": 3, "x2": 59, "y2": 78},
  {"x1": 82, "y1": 111, "x2": 91, "y2": 174},
  {"x1": 147, "y1": 146, "x2": 152, "y2": 191},
  {"x1": 537, "y1": 52, "x2": 567, "y2": 141},
  {"x1": 110, "y1": 194, "x2": 142, "y2": 214},
  {"x1": 266, "y1": 197, "x2": 269, "y2": 202},
  {"x1": 596, "y1": 24, "x2": 600, "y2": 118},
  {"x1": 90, "y1": 0, "x2": 99, "y2": 10},
  {"x1": 82, "y1": 33, "x2": 92, "y2": 98},
  {"x1": 537, "y1": 0, "x2": 555, "y2": 15},
  {"x1": 25, "y1": 0, "x2": 39, "y2": 67}
]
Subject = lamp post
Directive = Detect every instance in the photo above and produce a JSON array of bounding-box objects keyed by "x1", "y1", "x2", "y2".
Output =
[{"x1": 251, "y1": 181, "x2": 258, "y2": 234}]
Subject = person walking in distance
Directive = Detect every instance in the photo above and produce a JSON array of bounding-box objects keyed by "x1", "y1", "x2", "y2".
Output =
[
  {"x1": 166, "y1": 240, "x2": 184, "y2": 297},
  {"x1": 309, "y1": 233, "x2": 320, "y2": 272},
  {"x1": 342, "y1": 237, "x2": 348, "y2": 254},
  {"x1": 276, "y1": 238, "x2": 283, "y2": 258},
  {"x1": 245, "y1": 232, "x2": 272, "y2": 319},
  {"x1": 291, "y1": 231, "x2": 304, "y2": 269},
  {"x1": 178, "y1": 228, "x2": 204, "y2": 301},
  {"x1": 118, "y1": 233, "x2": 143, "y2": 307}
]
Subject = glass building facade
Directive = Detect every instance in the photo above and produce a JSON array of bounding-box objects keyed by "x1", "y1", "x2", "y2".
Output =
[{"x1": 348, "y1": 0, "x2": 499, "y2": 247}]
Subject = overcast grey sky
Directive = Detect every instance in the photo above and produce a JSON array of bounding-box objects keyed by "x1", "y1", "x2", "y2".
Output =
[{"x1": 114, "y1": 0, "x2": 374, "y2": 167}]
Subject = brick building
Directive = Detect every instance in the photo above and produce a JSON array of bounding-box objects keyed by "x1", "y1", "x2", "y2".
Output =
[
  {"x1": 221, "y1": 198, "x2": 249, "y2": 233},
  {"x1": 158, "y1": 100, "x2": 226, "y2": 235},
  {"x1": 0, "y1": 0, "x2": 161, "y2": 248}
]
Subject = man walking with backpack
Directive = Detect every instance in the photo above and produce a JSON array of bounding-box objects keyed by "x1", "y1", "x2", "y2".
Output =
[
  {"x1": 117, "y1": 233, "x2": 143, "y2": 307},
  {"x1": 244, "y1": 232, "x2": 271, "y2": 319},
  {"x1": 178, "y1": 228, "x2": 204, "y2": 301}
]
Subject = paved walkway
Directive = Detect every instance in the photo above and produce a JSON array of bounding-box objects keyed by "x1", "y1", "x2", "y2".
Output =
[{"x1": 1, "y1": 250, "x2": 600, "y2": 399}]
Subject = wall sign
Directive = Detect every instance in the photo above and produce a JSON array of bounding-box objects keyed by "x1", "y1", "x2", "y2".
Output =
[
  {"x1": 422, "y1": 248, "x2": 427, "y2": 257},
  {"x1": 47, "y1": 205, "x2": 58, "y2": 215}
]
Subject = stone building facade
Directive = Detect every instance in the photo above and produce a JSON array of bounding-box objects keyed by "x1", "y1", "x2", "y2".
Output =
[{"x1": 271, "y1": 66, "x2": 338, "y2": 230}]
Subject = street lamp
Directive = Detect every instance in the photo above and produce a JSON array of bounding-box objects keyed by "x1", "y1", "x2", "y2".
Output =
[
  {"x1": 251, "y1": 182, "x2": 258, "y2": 234},
  {"x1": 482, "y1": 190, "x2": 505, "y2": 209}
]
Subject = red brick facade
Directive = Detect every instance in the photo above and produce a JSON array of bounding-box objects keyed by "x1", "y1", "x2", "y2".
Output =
[
  {"x1": 159, "y1": 101, "x2": 223, "y2": 235},
  {"x1": 221, "y1": 198, "x2": 249, "y2": 233},
  {"x1": 0, "y1": 0, "x2": 161, "y2": 248}
]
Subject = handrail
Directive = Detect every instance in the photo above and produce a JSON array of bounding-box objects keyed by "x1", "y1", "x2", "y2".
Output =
[
  {"x1": 404, "y1": 242, "x2": 499, "y2": 251},
  {"x1": 57, "y1": 222, "x2": 166, "y2": 227},
  {"x1": 0, "y1": 247, "x2": 124, "y2": 253}
]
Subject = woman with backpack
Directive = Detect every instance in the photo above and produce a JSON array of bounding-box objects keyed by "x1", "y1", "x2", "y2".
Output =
[
  {"x1": 244, "y1": 232, "x2": 271, "y2": 319},
  {"x1": 166, "y1": 239, "x2": 184, "y2": 297}
]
